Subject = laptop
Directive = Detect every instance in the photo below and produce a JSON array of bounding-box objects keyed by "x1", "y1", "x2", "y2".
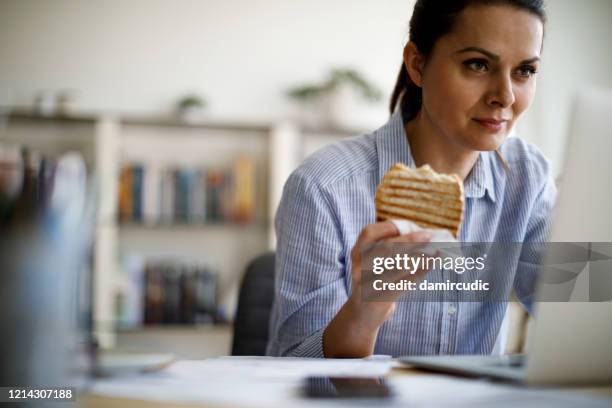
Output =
[{"x1": 399, "y1": 88, "x2": 612, "y2": 385}]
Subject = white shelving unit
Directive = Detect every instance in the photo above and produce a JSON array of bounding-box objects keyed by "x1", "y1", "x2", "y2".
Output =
[{"x1": 0, "y1": 110, "x2": 356, "y2": 350}]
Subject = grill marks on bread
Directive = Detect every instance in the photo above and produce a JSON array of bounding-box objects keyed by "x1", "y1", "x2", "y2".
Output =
[{"x1": 375, "y1": 163, "x2": 465, "y2": 238}]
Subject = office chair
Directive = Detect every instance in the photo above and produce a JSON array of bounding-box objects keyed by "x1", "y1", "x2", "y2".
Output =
[{"x1": 231, "y1": 252, "x2": 275, "y2": 356}]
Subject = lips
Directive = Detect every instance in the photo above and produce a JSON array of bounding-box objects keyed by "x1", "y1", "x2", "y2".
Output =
[{"x1": 473, "y1": 118, "x2": 508, "y2": 132}]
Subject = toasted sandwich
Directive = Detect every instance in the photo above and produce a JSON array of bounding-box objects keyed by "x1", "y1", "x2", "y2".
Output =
[{"x1": 375, "y1": 163, "x2": 465, "y2": 238}]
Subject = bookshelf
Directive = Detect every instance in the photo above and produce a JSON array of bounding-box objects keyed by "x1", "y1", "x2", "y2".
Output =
[{"x1": 0, "y1": 109, "x2": 355, "y2": 351}]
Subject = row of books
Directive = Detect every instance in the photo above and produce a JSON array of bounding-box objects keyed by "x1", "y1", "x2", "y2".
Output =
[
  {"x1": 116, "y1": 258, "x2": 218, "y2": 327},
  {"x1": 118, "y1": 156, "x2": 256, "y2": 225}
]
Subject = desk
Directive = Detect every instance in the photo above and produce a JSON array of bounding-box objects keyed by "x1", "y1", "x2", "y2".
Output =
[{"x1": 80, "y1": 357, "x2": 612, "y2": 408}]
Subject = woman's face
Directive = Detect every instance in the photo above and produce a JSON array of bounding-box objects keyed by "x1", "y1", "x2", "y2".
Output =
[{"x1": 413, "y1": 4, "x2": 544, "y2": 151}]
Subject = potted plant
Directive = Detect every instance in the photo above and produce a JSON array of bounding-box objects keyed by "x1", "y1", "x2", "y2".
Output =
[
  {"x1": 176, "y1": 95, "x2": 207, "y2": 122},
  {"x1": 287, "y1": 68, "x2": 382, "y2": 128}
]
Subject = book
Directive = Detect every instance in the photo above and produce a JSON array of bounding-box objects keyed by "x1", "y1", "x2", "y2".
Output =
[
  {"x1": 142, "y1": 163, "x2": 161, "y2": 225},
  {"x1": 118, "y1": 165, "x2": 133, "y2": 221},
  {"x1": 132, "y1": 164, "x2": 144, "y2": 222}
]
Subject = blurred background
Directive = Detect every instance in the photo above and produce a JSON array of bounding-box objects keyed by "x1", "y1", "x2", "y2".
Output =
[{"x1": 1, "y1": 0, "x2": 611, "y2": 361}]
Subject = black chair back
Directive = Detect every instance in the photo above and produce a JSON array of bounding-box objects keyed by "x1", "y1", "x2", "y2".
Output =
[{"x1": 231, "y1": 252, "x2": 275, "y2": 356}]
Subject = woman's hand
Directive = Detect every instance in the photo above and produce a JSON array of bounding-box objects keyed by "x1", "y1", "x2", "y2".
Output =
[{"x1": 323, "y1": 221, "x2": 432, "y2": 358}]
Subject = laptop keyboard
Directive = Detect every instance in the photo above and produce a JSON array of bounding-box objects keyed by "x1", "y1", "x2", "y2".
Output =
[{"x1": 490, "y1": 354, "x2": 526, "y2": 368}]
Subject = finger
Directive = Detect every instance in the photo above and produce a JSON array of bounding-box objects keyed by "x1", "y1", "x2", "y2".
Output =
[
  {"x1": 382, "y1": 232, "x2": 432, "y2": 257},
  {"x1": 352, "y1": 222, "x2": 402, "y2": 285},
  {"x1": 354, "y1": 221, "x2": 401, "y2": 253},
  {"x1": 384, "y1": 231, "x2": 432, "y2": 244},
  {"x1": 360, "y1": 231, "x2": 432, "y2": 270}
]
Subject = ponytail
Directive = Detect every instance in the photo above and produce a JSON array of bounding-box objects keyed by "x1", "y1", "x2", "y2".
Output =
[
  {"x1": 389, "y1": 62, "x2": 423, "y2": 123},
  {"x1": 389, "y1": 63, "x2": 408, "y2": 116}
]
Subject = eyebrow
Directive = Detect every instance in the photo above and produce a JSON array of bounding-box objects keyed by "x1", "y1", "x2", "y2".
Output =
[{"x1": 454, "y1": 46, "x2": 540, "y2": 64}]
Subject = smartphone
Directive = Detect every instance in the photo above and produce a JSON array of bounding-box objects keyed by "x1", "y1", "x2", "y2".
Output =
[{"x1": 302, "y1": 376, "x2": 394, "y2": 399}]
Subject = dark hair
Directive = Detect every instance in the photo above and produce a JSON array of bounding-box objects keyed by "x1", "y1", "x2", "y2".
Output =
[{"x1": 390, "y1": 0, "x2": 546, "y2": 122}]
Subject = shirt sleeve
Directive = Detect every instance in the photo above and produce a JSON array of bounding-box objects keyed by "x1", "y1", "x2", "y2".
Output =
[
  {"x1": 266, "y1": 171, "x2": 348, "y2": 357},
  {"x1": 514, "y1": 172, "x2": 558, "y2": 313}
]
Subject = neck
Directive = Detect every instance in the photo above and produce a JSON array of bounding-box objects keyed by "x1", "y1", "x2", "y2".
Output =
[{"x1": 404, "y1": 110, "x2": 480, "y2": 181}]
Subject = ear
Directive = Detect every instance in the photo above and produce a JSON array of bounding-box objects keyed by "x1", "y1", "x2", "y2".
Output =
[{"x1": 403, "y1": 42, "x2": 425, "y2": 87}]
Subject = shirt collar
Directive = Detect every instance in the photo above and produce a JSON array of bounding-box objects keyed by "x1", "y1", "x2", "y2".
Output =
[
  {"x1": 375, "y1": 110, "x2": 497, "y2": 202},
  {"x1": 464, "y1": 152, "x2": 497, "y2": 202}
]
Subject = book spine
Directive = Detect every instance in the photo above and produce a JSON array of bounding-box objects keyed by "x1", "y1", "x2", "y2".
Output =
[
  {"x1": 144, "y1": 265, "x2": 164, "y2": 325},
  {"x1": 118, "y1": 165, "x2": 133, "y2": 222},
  {"x1": 163, "y1": 265, "x2": 181, "y2": 324},
  {"x1": 190, "y1": 169, "x2": 206, "y2": 223},
  {"x1": 142, "y1": 163, "x2": 161, "y2": 225},
  {"x1": 132, "y1": 165, "x2": 144, "y2": 222},
  {"x1": 206, "y1": 169, "x2": 219, "y2": 222},
  {"x1": 160, "y1": 167, "x2": 175, "y2": 223},
  {"x1": 174, "y1": 169, "x2": 190, "y2": 222}
]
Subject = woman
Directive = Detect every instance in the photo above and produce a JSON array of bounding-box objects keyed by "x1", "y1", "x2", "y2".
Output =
[{"x1": 267, "y1": 0, "x2": 555, "y2": 358}]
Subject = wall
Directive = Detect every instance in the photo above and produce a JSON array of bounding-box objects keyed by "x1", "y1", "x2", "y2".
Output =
[
  {"x1": 1, "y1": 0, "x2": 611, "y2": 171},
  {"x1": 0, "y1": 0, "x2": 412, "y2": 127},
  {"x1": 518, "y1": 0, "x2": 612, "y2": 175}
]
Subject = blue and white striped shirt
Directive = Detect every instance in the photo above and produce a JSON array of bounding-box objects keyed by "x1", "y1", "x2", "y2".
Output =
[{"x1": 266, "y1": 111, "x2": 556, "y2": 358}]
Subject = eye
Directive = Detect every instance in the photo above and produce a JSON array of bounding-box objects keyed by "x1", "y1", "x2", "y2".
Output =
[
  {"x1": 515, "y1": 65, "x2": 538, "y2": 78},
  {"x1": 463, "y1": 59, "x2": 489, "y2": 72}
]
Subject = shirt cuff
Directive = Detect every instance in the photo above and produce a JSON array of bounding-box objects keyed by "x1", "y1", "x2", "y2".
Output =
[{"x1": 288, "y1": 328, "x2": 326, "y2": 358}]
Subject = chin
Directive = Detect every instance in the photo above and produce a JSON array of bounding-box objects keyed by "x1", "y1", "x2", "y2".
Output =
[
  {"x1": 463, "y1": 132, "x2": 507, "y2": 152},
  {"x1": 463, "y1": 123, "x2": 509, "y2": 151}
]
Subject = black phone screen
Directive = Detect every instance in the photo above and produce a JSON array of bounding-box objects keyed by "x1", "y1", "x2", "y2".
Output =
[{"x1": 303, "y1": 376, "x2": 393, "y2": 399}]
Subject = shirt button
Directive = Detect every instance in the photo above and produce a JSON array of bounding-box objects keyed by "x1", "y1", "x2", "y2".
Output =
[{"x1": 447, "y1": 305, "x2": 457, "y2": 315}]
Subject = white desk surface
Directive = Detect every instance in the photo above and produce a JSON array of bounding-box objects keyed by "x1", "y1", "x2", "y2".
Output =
[{"x1": 81, "y1": 356, "x2": 612, "y2": 408}]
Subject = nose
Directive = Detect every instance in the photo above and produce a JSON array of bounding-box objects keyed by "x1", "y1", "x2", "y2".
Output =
[{"x1": 486, "y1": 73, "x2": 515, "y2": 109}]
